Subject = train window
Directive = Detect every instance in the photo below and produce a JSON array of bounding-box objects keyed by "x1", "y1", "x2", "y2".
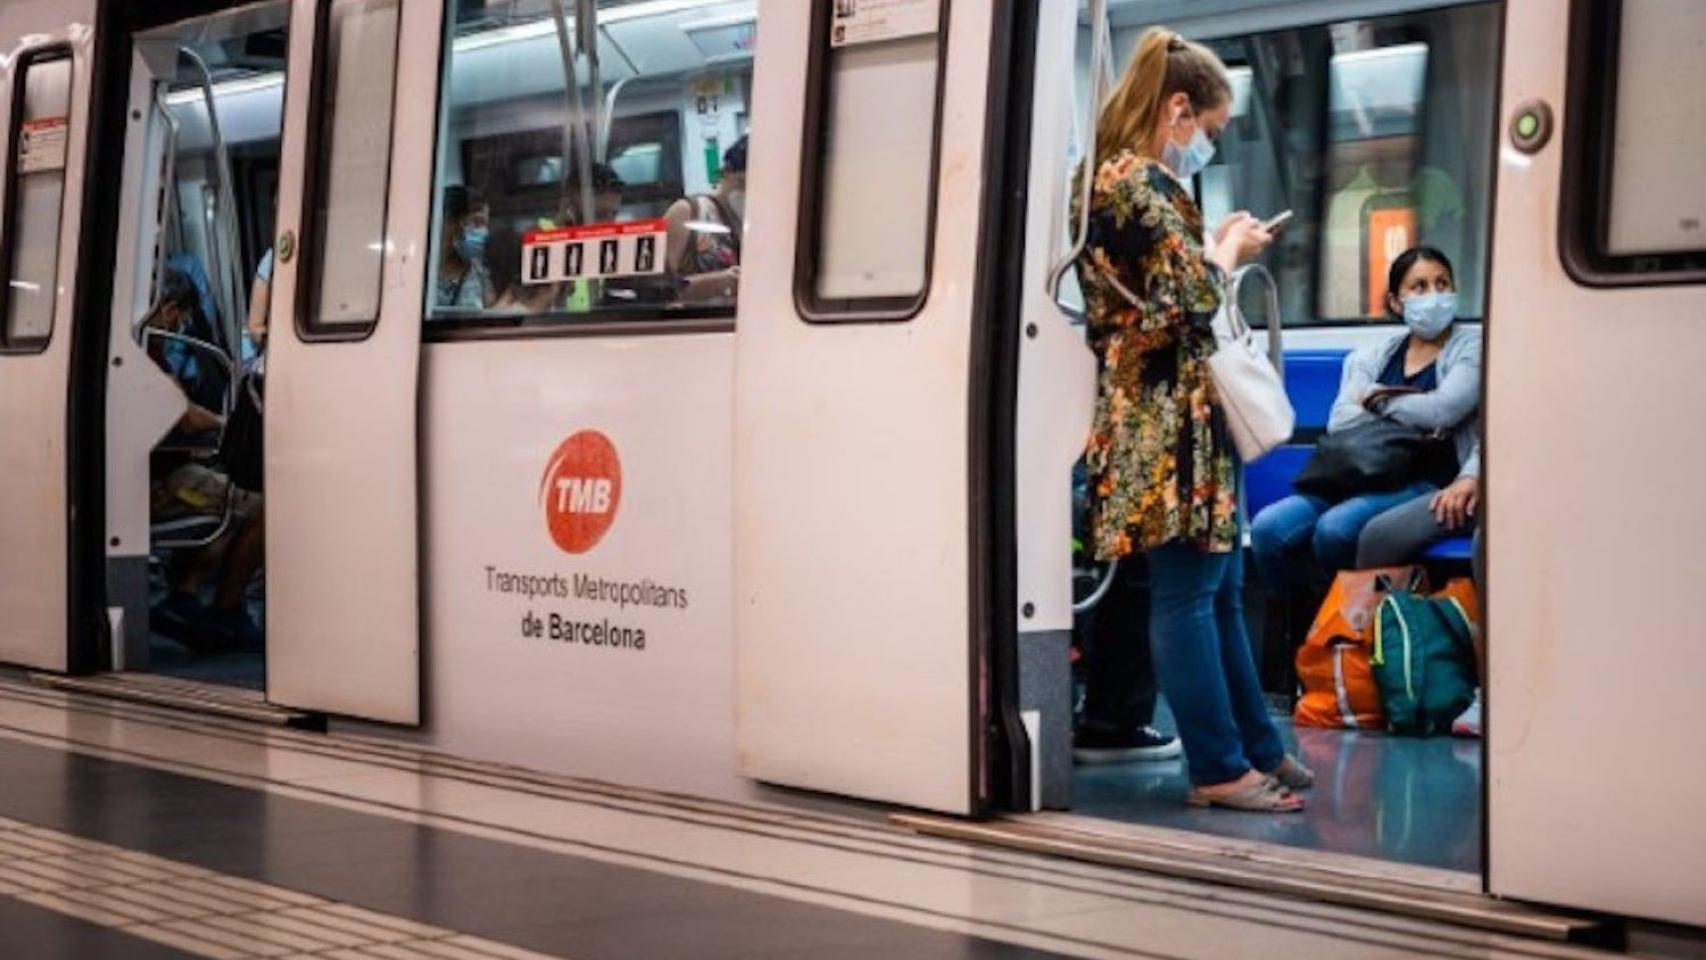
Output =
[
  {"x1": 1196, "y1": 4, "x2": 1501, "y2": 326},
  {"x1": 795, "y1": 2, "x2": 945, "y2": 322},
  {"x1": 299, "y1": 0, "x2": 403, "y2": 337},
  {"x1": 1561, "y1": 0, "x2": 1706, "y2": 285},
  {"x1": 427, "y1": 0, "x2": 755, "y2": 335},
  {"x1": 0, "y1": 48, "x2": 74, "y2": 353}
]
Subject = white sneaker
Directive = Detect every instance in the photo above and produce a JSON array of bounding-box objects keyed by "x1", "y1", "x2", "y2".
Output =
[{"x1": 1452, "y1": 690, "x2": 1482, "y2": 738}]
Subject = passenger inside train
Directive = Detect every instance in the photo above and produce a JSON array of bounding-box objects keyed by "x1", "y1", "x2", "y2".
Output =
[
  {"x1": 435, "y1": 185, "x2": 494, "y2": 310},
  {"x1": 1250, "y1": 246, "x2": 1482, "y2": 596},
  {"x1": 1066, "y1": 0, "x2": 1496, "y2": 871},
  {"x1": 665, "y1": 134, "x2": 746, "y2": 304},
  {"x1": 142, "y1": 268, "x2": 266, "y2": 654}
]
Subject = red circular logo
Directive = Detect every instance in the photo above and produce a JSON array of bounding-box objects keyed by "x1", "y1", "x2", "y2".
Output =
[{"x1": 540, "y1": 430, "x2": 622, "y2": 554}]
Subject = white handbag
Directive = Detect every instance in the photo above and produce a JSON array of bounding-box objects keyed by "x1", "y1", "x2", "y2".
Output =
[
  {"x1": 1208, "y1": 264, "x2": 1295, "y2": 461},
  {"x1": 1087, "y1": 259, "x2": 1295, "y2": 461}
]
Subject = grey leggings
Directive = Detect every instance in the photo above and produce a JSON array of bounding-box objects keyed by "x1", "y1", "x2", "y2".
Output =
[{"x1": 1356, "y1": 488, "x2": 1479, "y2": 580}]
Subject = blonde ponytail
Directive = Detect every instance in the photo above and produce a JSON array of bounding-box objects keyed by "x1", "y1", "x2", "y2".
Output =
[{"x1": 1093, "y1": 28, "x2": 1231, "y2": 171}]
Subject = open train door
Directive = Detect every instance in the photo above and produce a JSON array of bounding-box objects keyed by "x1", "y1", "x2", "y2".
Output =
[
  {"x1": 1488, "y1": 0, "x2": 1706, "y2": 928},
  {"x1": 734, "y1": 0, "x2": 1032, "y2": 814},
  {"x1": 264, "y1": 0, "x2": 435, "y2": 723},
  {"x1": 0, "y1": 9, "x2": 97, "y2": 673}
]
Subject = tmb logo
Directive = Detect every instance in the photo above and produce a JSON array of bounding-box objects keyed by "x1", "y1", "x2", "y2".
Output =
[{"x1": 540, "y1": 430, "x2": 622, "y2": 554}]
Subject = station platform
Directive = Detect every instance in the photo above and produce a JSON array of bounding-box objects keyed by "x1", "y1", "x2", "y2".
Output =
[{"x1": 0, "y1": 673, "x2": 1619, "y2": 960}]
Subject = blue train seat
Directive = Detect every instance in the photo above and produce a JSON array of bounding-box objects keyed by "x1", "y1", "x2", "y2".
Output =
[{"x1": 1246, "y1": 348, "x2": 1472, "y2": 566}]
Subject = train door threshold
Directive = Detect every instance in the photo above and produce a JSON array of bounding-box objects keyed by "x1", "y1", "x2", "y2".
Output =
[
  {"x1": 893, "y1": 812, "x2": 1613, "y2": 946},
  {"x1": 26, "y1": 672, "x2": 324, "y2": 730}
]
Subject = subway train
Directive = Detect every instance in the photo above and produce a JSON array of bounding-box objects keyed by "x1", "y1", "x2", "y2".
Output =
[{"x1": 0, "y1": 0, "x2": 1701, "y2": 945}]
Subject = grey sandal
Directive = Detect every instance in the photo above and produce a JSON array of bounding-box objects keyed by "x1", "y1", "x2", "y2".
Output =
[
  {"x1": 1264, "y1": 754, "x2": 1315, "y2": 791},
  {"x1": 1188, "y1": 775, "x2": 1305, "y2": 812}
]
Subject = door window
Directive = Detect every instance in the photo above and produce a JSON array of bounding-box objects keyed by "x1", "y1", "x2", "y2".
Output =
[
  {"x1": 1, "y1": 48, "x2": 74, "y2": 352},
  {"x1": 427, "y1": 0, "x2": 758, "y2": 334}
]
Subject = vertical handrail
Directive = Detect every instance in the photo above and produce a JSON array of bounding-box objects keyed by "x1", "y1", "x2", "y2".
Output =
[
  {"x1": 548, "y1": 0, "x2": 596, "y2": 224},
  {"x1": 151, "y1": 89, "x2": 182, "y2": 304},
  {"x1": 179, "y1": 47, "x2": 248, "y2": 354},
  {"x1": 579, "y1": 0, "x2": 604, "y2": 164},
  {"x1": 599, "y1": 76, "x2": 633, "y2": 163},
  {"x1": 1061, "y1": 0, "x2": 1117, "y2": 616},
  {"x1": 1046, "y1": 0, "x2": 1111, "y2": 302}
]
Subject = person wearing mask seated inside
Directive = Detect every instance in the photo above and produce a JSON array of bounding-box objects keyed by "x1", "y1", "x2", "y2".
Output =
[
  {"x1": 1251, "y1": 246, "x2": 1482, "y2": 601},
  {"x1": 664, "y1": 135, "x2": 745, "y2": 304},
  {"x1": 143, "y1": 267, "x2": 266, "y2": 651},
  {"x1": 1356, "y1": 440, "x2": 1480, "y2": 569},
  {"x1": 435, "y1": 185, "x2": 493, "y2": 310}
]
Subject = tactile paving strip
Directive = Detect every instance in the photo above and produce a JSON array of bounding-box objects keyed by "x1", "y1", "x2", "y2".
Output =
[{"x1": 0, "y1": 816, "x2": 564, "y2": 960}]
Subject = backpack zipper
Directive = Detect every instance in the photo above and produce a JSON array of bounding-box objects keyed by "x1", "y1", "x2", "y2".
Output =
[{"x1": 1393, "y1": 598, "x2": 1416, "y2": 703}]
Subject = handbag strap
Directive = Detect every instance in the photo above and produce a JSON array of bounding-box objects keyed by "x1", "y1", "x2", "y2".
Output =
[{"x1": 1079, "y1": 249, "x2": 1239, "y2": 332}]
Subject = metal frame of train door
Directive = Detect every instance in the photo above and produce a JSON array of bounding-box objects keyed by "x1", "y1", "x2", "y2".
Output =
[{"x1": 66, "y1": 0, "x2": 292, "y2": 682}]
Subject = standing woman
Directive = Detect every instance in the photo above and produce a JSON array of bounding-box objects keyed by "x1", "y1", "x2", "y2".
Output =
[{"x1": 1077, "y1": 28, "x2": 1309, "y2": 811}]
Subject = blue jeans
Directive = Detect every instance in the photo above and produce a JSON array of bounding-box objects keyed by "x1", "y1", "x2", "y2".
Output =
[
  {"x1": 1148, "y1": 541, "x2": 1286, "y2": 786},
  {"x1": 1249, "y1": 483, "x2": 1435, "y2": 593}
]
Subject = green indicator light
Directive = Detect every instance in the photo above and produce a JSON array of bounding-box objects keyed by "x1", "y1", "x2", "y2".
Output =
[{"x1": 1517, "y1": 113, "x2": 1539, "y2": 138}]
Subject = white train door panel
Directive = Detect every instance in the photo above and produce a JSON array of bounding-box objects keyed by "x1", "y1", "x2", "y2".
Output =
[
  {"x1": 735, "y1": 0, "x2": 998, "y2": 814},
  {"x1": 0, "y1": 9, "x2": 94, "y2": 672},
  {"x1": 1487, "y1": 0, "x2": 1706, "y2": 926},
  {"x1": 266, "y1": 0, "x2": 432, "y2": 723}
]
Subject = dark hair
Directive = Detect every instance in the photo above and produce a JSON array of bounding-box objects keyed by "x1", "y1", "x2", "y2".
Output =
[
  {"x1": 591, "y1": 162, "x2": 624, "y2": 193},
  {"x1": 156, "y1": 266, "x2": 198, "y2": 312},
  {"x1": 1385, "y1": 245, "x2": 1455, "y2": 319},
  {"x1": 442, "y1": 184, "x2": 486, "y2": 225},
  {"x1": 485, "y1": 222, "x2": 523, "y2": 298},
  {"x1": 723, "y1": 135, "x2": 748, "y2": 175}
]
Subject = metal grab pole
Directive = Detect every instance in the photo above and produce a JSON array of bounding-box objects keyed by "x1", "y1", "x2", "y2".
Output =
[
  {"x1": 1046, "y1": 0, "x2": 1111, "y2": 303},
  {"x1": 549, "y1": 0, "x2": 596, "y2": 224},
  {"x1": 179, "y1": 47, "x2": 247, "y2": 354}
]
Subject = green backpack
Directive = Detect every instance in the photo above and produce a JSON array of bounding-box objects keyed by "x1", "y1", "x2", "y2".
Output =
[{"x1": 1370, "y1": 591, "x2": 1478, "y2": 736}]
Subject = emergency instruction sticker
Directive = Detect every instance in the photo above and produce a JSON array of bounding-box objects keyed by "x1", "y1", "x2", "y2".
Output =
[
  {"x1": 17, "y1": 116, "x2": 69, "y2": 173},
  {"x1": 521, "y1": 218, "x2": 668, "y2": 285},
  {"x1": 830, "y1": 0, "x2": 940, "y2": 48}
]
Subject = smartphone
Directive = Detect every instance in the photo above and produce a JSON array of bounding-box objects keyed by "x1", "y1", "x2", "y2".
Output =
[{"x1": 1260, "y1": 209, "x2": 1294, "y2": 232}]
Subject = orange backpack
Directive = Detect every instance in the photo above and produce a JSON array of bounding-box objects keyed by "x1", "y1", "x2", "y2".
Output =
[{"x1": 1294, "y1": 566, "x2": 1428, "y2": 729}]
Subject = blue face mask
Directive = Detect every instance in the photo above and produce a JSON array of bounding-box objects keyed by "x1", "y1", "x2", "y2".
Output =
[
  {"x1": 1402, "y1": 291, "x2": 1458, "y2": 340},
  {"x1": 456, "y1": 225, "x2": 488, "y2": 262},
  {"x1": 1162, "y1": 112, "x2": 1217, "y2": 180}
]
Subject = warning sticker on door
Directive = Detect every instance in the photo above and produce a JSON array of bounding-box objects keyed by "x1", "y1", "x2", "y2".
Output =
[
  {"x1": 830, "y1": 0, "x2": 940, "y2": 48},
  {"x1": 17, "y1": 116, "x2": 68, "y2": 173},
  {"x1": 521, "y1": 218, "x2": 668, "y2": 285}
]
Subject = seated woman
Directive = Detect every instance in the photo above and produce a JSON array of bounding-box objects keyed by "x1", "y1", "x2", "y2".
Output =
[
  {"x1": 1356, "y1": 440, "x2": 1479, "y2": 569},
  {"x1": 1251, "y1": 246, "x2": 1482, "y2": 596}
]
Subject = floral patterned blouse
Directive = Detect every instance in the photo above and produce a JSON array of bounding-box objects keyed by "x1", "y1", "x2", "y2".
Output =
[{"x1": 1076, "y1": 151, "x2": 1239, "y2": 559}]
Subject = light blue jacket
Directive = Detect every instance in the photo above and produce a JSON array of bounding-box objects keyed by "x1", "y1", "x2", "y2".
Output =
[{"x1": 1328, "y1": 324, "x2": 1482, "y2": 479}]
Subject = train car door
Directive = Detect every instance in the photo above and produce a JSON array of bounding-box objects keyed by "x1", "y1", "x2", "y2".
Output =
[
  {"x1": 735, "y1": 1, "x2": 1027, "y2": 814},
  {"x1": 1488, "y1": 0, "x2": 1706, "y2": 927},
  {"x1": 264, "y1": 0, "x2": 429, "y2": 723},
  {"x1": 0, "y1": 8, "x2": 96, "y2": 672}
]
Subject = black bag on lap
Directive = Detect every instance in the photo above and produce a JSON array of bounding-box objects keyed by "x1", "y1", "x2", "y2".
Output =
[
  {"x1": 220, "y1": 372, "x2": 264, "y2": 494},
  {"x1": 1292, "y1": 419, "x2": 1457, "y2": 502}
]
